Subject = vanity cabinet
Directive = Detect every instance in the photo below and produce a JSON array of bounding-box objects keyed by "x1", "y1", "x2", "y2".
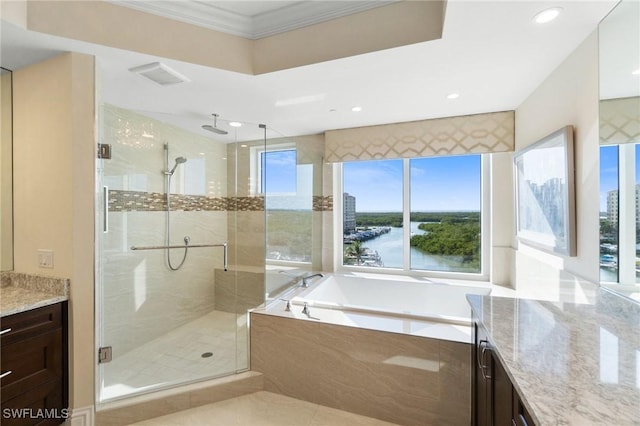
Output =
[
  {"x1": 1, "y1": 302, "x2": 68, "y2": 425},
  {"x1": 472, "y1": 318, "x2": 535, "y2": 426}
]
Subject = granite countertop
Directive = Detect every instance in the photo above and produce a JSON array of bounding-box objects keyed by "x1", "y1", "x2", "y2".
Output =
[
  {"x1": 1, "y1": 272, "x2": 69, "y2": 317},
  {"x1": 467, "y1": 289, "x2": 640, "y2": 425}
]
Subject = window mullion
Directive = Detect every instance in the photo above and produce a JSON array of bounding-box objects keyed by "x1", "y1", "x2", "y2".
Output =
[
  {"x1": 403, "y1": 158, "x2": 411, "y2": 271},
  {"x1": 619, "y1": 144, "x2": 636, "y2": 285}
]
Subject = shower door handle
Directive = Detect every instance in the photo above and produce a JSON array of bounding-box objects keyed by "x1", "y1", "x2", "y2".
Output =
[{"x1": 103, "y1": 186, "x2": 109, "y2": 233}]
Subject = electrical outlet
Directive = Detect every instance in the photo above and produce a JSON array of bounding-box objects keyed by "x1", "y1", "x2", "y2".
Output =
[{"x1": 37, "y1": 249, "x2": 54, "y2": 268}]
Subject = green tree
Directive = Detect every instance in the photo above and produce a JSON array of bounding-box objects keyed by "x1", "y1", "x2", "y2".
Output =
[
  {"x1": 410, "y1": 218, "x2": 480, "y2": 267},
  {"x1": 345, "y1": 240, "x2": 366, "y2": 265}
]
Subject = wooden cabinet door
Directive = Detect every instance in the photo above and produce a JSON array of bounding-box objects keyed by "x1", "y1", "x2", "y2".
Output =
[
  {"x1": 492, "y1": 352, "x2": 513, "y2": 426},
  {"x1": 474, "y1": 322, "x2": 492, "y2": 426}
]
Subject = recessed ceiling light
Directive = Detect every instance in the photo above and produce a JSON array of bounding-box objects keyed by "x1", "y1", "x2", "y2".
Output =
[
  {"x1": 447, "y1": 93, "x2": 460, "y2": 100},
  {"x1": 351, "y1": 106, "x2": 362, "y2": 112},
  {"x1": 632, "y1": 68, "x2": 640, "y2": 76},
  {"x1": 533, "y1": 7, "x2": 562, "y2": 24},
  {"x1": 229, "y1": 122, "x2": 242, "y2": 127},
  {"x1": 241, "y1": 144, "x2": 248, "y2": 148}
]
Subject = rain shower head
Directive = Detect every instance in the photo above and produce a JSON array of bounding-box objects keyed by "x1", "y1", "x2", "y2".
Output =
[
  {"x1": 202, "y1": 113, "x2": 228, "y2": 135},
  {"x1": 168, "y1": 156, "x2": 187, "y2": 175}
]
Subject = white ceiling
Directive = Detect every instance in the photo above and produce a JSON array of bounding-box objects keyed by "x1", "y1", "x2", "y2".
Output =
[{"x1": 0, "y1": 1, "x2": 621, "y2": 142}]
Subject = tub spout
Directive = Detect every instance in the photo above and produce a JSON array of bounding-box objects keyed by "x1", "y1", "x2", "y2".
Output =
[{"x1": 301, "y1": 273, "x2": 324, "y2": 288}]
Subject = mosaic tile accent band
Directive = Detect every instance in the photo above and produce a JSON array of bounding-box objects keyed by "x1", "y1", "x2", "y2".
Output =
[
  {"x1": 108, "y1": 190, "x2": 265, "y2": 212},
  {"x1": 109, "y1": 191, "x2": 330, "y2": 212},
  {"x1": 313, "y1": 195, "x2": 333, "y2": 211},
  {"x1": 600, "y1": 96, "x2": 640, "y2": 146},
  {"x1": 324, "y1": 110, "x2": 515, "y2": 162}
]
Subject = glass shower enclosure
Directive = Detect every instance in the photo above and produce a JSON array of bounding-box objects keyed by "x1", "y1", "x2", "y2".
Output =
[{"x1": 96, "y1": 103, "x2": 267, "y2": 402}]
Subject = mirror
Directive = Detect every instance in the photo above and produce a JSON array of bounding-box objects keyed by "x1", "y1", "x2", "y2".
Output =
[
  {"x1": 598, "y1": 0, "x2": 640, "y2": 298},
  {"x1": 1, "y1": 67, "x2": 13, "y2": 271}
]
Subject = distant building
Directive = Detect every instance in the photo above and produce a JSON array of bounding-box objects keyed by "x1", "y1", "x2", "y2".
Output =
[
  {"x1": 343, "y1": 193, "x2": 356, "y2": 233},
  {"x1": 607, "y1": 184, "x2": 640, "y2": 226},
  {"x1": 607, "y1": 190, "x2": 619, "y2": 224}
]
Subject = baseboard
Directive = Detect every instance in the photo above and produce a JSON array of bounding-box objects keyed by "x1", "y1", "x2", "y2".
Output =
[{"x1": 65, "y1": 406, "x2": 94, "y2": 426}]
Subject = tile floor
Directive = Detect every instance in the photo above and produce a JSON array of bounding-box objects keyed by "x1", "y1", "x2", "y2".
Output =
[
  {"x1": 127, "y1": 391, "x2": 400, "y2": 426},
  {"x1": 101, "y1": 310, "x2": 248, "y2": 401}
]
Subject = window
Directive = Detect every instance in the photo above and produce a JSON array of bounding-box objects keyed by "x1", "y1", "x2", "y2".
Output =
[
  {"x1": 341, "y1": 154, "x2": 486, "y2": 276},
  {"x1": 261, "y1": 149, "x2": 296, "y2": 194},
  {"x1": 600, "y1": 143, "x2": 640, "y2": 285},
  {"x1": 262, "y1": 147, "x2": 313, "y2": 263}
]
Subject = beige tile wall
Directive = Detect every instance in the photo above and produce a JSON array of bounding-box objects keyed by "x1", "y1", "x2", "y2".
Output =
[{"x1": 250, "y1": 313, "x2": 471, "y2": 426}]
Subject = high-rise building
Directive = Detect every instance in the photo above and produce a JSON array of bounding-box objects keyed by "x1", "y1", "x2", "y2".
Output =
[
  {"x1": 607, "y1": 189, "x2": 619, "y2": 224},
  {"x1": 607, "y1": 184, "x2": 640, "y2": 226},
  {"x1": 343, "y1": 193, "x2": 356, "y2": 233}
]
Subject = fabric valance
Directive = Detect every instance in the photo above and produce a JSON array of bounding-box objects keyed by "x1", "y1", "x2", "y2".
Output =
[
  {"x1": 324, "y1": 110, "x2": 515, "y2": 162},
  {"x1": 600, "y1": 97, "x2": 640, "y2": 146}
]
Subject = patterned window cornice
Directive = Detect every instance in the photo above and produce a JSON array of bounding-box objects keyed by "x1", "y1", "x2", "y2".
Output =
[
  {"x1": 324, "y1": 110, "x2": 514, "y2": 162},
  {"x1": 600, "y1": 96, "x2": 640, "y2": 146}
]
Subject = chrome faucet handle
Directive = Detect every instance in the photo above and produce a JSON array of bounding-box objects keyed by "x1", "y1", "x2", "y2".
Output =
[
  {"x1": 302, "y1": 302, "x2": 310, "y2": 316},
  {"x1": 279, "y1": 299, "x2": 291, "y2": 311}
]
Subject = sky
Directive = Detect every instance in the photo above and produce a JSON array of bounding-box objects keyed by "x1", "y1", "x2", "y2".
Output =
[
  {"x1": 343, "y1": 155, "x2": 481, "y2": 212},
  {"x1": 599, "y1": 144, "x2": 640, "y2": 212},
  {"x1": 263, "y1": 149, "x2": 297, "y2": 193}
]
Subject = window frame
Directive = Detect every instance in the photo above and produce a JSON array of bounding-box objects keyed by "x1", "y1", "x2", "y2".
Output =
[
  {"x1": 250, "y1": 142, "x2": 297, "y2": 196},
  {"x1": 601, "y1": 143, "x2": 638, "y2": 289},
  {"x1": 334, "y1": 155, "x2": 490, "y2": 281}
]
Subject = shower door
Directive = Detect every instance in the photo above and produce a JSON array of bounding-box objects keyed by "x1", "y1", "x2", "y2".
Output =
[{"x1": 96, "y1": 103, "x2": 265, "y2": 403}]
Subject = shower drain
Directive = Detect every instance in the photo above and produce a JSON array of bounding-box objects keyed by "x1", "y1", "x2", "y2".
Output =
[{"x1": 201, "y1": 352, "x2": 214, "y2": 358}]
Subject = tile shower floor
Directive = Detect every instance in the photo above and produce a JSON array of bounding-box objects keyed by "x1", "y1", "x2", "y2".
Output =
[
  {"x1": 128, "y1": 391, "x2": 400, "y2": 426},
  {"x1": 101, "y1": 310, "x2": 247, "y2": 401}
]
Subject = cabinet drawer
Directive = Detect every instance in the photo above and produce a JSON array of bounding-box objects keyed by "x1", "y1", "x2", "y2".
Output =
[
  {"x1": 1, "y1": 304, "x2": 62, "y2": 345},
  {"x1": 1, "y1": 379, "x2": 65, "y2": 426},
  {"x1": 1, "y1": 330, "x2": 63, "y2": 402}
]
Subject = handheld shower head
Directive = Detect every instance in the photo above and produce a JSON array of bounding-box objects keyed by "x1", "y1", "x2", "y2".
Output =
[
  {"x1": 168, "y1": 156, "x2": 187, "y2": 175},
  {"x1": 202, "y1": 113, "x2": 228, "y2": 135}
]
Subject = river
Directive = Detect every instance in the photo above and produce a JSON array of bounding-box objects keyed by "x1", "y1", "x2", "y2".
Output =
[{"x1": 346, "y1": 222, "x2": 479, "y2": 273}]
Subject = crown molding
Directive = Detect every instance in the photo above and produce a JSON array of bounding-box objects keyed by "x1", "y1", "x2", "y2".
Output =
[
  {"x1": 108, "y1": 1, "x2": 398, "y2": 39},
  {"x1": 252, "y1": 1, "x2": 398, "y2": 39}
]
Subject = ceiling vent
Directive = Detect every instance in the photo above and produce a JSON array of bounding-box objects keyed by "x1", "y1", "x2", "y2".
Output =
[{"x1": 128, "y1": 62, "x2": 190, "y2": 86}]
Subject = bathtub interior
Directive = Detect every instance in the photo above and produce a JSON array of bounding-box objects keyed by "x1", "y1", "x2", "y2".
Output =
[{"x1": 290, "y1": 273, "x2": 491, "y2": 323}]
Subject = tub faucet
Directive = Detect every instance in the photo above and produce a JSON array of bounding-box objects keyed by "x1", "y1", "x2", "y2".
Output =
[
  {"x1": 301, "y1": 273, "x2": 324, "y2": 288},
  {"x1": 302, "y1": 302, "x2": 311, "y2": 316}
]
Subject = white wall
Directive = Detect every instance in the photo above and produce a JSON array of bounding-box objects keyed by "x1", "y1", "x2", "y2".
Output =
[
  {"x1": 513, "y1": 31, "x2": 600, "y2": 297},
  {"x1": 13, "y1": 52, "x2": 96, "y2": 410},
  {"x1": 1, "y1": 71, "x2": 13, "y2": 271}
]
